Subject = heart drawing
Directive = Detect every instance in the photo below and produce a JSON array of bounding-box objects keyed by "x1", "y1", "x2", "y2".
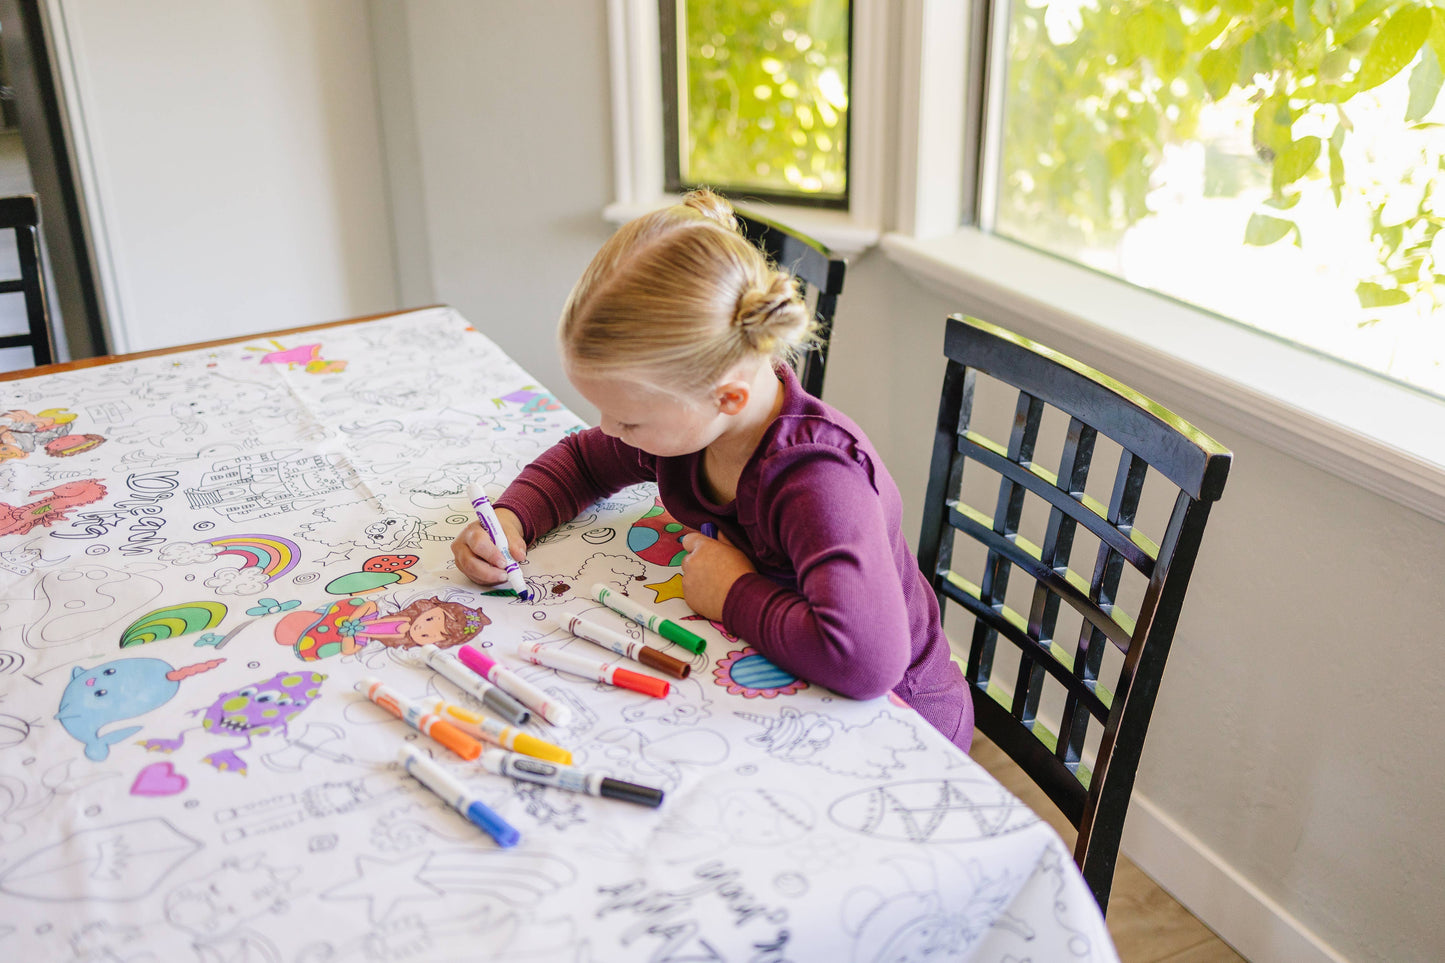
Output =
[{"x1": 130, "y1": 761, "x2": 188, "y2": 797}]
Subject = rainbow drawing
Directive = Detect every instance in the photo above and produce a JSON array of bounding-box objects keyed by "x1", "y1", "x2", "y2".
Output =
[
  {"x1": 120, "y1": 602, "x2": 229, "y2": 648},
  {"x1": 206, "y1": 534, "x2": 300, "y2": 582}
]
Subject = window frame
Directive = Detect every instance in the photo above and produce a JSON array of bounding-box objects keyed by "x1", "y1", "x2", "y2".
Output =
[
  {"x1": 607, "y1": 0, "x2": 1445, "y2": 523},
  {"x1": 605, "y1": 0, "x2": 885, "y2": 254}
]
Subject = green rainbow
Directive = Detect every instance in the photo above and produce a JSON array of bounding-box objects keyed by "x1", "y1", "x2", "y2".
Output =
[{"x1": 120, "y1": 601, "x2": 228, "y2": 648}]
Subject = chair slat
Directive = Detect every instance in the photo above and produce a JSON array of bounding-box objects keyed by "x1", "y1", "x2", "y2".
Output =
[
  {"x1": 948, "y1": 500, "x2": 1136, "y2": 651},
  {"x1": 958, "y1": 430, "x2": 1159, "y2": 573}
]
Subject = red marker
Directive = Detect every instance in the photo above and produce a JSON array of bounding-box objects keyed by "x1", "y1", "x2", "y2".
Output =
[{"x1": 516, "y1": 642, "x2": 670, "y2": 699}]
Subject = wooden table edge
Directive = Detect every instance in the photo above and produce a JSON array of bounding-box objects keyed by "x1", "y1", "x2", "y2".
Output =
[{"x1": 0, "y1": 305, "x2": 447, "y2": 382}]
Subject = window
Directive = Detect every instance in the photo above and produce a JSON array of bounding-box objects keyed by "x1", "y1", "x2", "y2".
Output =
[
  {"x1": 986, "y1": 0, "x2": 1445, "y2": 399},
  {"x1": 660, "y1": 0, "x2": 852, "y2": 207}
]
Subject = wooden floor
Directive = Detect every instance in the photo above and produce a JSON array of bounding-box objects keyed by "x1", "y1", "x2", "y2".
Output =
[{"x1": 971, "y1": 732, "x2": 1246, "y2": 963}]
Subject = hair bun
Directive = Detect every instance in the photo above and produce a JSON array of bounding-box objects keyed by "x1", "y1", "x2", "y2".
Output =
[
  {"x1": 681, "y1": 188, "x2": 739, "y2": 233},
  {"x1": 734, "y1": 273, "x2": 808, "y2": 352}
]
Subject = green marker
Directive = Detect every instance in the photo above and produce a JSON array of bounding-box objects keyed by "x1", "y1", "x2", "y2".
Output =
[{"x1": 591, "y1": 583, "x2": 707, "y2": 654}]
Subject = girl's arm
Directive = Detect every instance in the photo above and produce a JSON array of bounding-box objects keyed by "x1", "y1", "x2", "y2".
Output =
[
  {"x1": 720, "y1": 450, "x2": 912, "y2": 700},
  {"x1": 453, "y1": 428, "x2": 655, "y2": 589},
  {"x1": 495, "y1": 427, "x2": 656, "y2": 542}
]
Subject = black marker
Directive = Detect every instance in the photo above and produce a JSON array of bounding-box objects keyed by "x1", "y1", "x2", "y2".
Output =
[{"x1": 479, "y1": 747, "x2": 664, "y2": 808}]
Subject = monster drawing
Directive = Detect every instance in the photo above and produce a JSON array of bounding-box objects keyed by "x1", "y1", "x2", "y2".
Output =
[
  {"x1": 55, "y1": 657, "x2": 225, "y2": 761},
  {"x1": 142, "y1": 670, "x2": 326, "y2": 774},
  {"x1": 0, "y1": 480, "x2": 109, "y2": 537}
]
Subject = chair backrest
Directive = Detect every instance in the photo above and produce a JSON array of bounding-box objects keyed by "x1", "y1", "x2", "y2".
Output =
[
  {"x1": 0, "y1": 194, "x2": 54, "y2": 366},
  {"x1": 734, "y1": 208, "x2": 846, "y2": 398},
  {"x1": 917, "y1": 315, "x2": 1231, "y2": 914}
]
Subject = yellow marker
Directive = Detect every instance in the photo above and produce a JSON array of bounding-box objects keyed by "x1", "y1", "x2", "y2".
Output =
[{"x1": 422, "y1": 697, "x2": 572, "y2": 765}]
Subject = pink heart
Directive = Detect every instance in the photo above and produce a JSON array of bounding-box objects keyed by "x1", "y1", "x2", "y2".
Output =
[{"x1": 130, "y1": 761, "x2": 188, "y2": 797}]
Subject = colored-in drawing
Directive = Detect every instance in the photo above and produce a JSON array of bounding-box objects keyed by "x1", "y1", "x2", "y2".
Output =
[
  {"x1": 131, "y1": 761, "x2": 188, "y2": 797},
  {"x1": 739, "y1": 707, "x2": 927, "y2": 780},
  {"x1": 494, "y1": 386, "x2": 562, "y2": 413},
  {"x1": 253, "y1": 339, "x2": 348, "y2": 374},
  {"x1": 627, "y1": 496, "x2": 694, "y2": 566},
  {"x1": 272, "y1": 596, "x2": 489, "y2": 661},
  {"x1": 0, "y1": 480, "x2": 108, "y2": 537},
  {"x1": 141, "y1": 670, "x2": 327, "y2": 774},
  {"x1": 0, "y1": 408, "x2": 105, "y2": 462},
  {"x1": 714, "y1": 648, "x2": 809, "y2": 698},
  {"x1": 0, "y1": 817, "x2": 202, "y2": 902},
  {"x1": 55, "y1": 657, "x2": 224, "y2": 761},
  {"x1": 645, "y1": 572, "x2": 686, "y2": 603},
  {"x1": 322, "y1": 553, "x2": 419, "y2": 594},
  {"x1": 119, "y1": 601, "x2": 228, "y2": 647},
  {"x1": 206, "y1": 533, "x2": 301, "y2": 582},
  {"x1": 828, "y1": 778, "x2": 1040, "y2": 843}
]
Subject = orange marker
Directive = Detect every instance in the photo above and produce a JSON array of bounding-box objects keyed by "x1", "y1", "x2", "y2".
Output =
[{"x1": 356, "y1": 677, "x2": 481, "y2": 760}]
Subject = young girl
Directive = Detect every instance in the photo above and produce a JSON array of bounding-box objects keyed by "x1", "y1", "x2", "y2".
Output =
[{"x1": 451, "y1": 190, "x2": 971, "y2": 751}]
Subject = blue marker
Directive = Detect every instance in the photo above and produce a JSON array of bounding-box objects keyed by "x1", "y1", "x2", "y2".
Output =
[
  {"x1": 700, "y1": 522, "x2": 717, "y2": 539},
  {"x1": 397, "y1": 744, "x2": 519, "y2": 847},
  {"x1": 468, "y1": 483, "x2": 532, "y2": 600}
]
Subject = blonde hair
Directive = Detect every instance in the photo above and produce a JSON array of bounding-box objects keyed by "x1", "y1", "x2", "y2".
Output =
[{"x1": 559, "y1": 189, "x2": 815, "y2": 395}]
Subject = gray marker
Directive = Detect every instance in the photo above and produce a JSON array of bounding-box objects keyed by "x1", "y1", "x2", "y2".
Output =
[
  {"x1": 418, "y1": 644, "x2": 530, "y2": 726},
  {"x1": 479, "y1": 748, "x2": 664, "y2": 808}
]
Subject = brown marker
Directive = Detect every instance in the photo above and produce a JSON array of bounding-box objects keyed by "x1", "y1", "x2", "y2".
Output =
[{"x1": 560, "y1": 612, "x2": 693, "y2": 679}]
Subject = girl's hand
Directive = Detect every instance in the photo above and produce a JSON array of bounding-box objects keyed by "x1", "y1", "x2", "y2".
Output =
[
  {"x1": 679, "y1": 530, "x2": 756, "y2": 622},
  {"x1": 451, "y1": 508, "x2": 528, "y2": 589}
]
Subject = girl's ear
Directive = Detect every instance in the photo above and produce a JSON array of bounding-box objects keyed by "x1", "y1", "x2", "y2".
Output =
[{"x1": 715, "y1": 380, "x2": 751, "y2": 415}]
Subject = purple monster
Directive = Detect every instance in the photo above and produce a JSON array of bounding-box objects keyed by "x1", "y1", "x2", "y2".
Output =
[{"x1": 142, "y1": 670, "x2": 326, "y2": 774}]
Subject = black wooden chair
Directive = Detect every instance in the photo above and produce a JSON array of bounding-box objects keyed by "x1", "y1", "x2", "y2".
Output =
[
  {"x1": 0, "y1": 194, "x2": 54, "y2": 366},
  {"x1": 735, "y1": 208, "x2": 846, "y2": 398},
  {"x1": 917, "y1": 315, "x2": 1231, "y2": 914}
]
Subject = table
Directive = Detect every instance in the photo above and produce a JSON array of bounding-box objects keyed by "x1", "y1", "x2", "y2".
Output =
[{"x1": 0, "y1": 306, "x2": 1119, "y2": 961}]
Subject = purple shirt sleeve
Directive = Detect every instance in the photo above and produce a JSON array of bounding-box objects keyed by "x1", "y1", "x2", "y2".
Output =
[
  {"x1": 495, "y1": 427, "x2": 656, "y2": 542},
  {"x1": 721, "y1": 446, "x2": 912, "y2": 701}
]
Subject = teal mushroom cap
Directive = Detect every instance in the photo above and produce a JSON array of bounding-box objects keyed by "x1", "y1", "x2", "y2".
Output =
[{"x1": 324, "y1": 570, "x2": 400, "y2": 595}]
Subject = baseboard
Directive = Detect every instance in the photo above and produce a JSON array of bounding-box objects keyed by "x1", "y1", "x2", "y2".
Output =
[{"x1": 1121, "y1": 792, "x2": 1350, "y2": 963}]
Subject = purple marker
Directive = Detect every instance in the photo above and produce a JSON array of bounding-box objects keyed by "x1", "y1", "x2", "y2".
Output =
[
  {"x1": 468, "y1": 483, "x2": 531, "y2": 600},
  {"x1": 700, "y1": 522, "x2": 717, "y2": 539}
]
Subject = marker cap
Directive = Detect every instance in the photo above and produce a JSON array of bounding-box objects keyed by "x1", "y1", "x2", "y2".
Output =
[
  {"x1": 511, "y1": 730, "x2": 574, "y2": 765},
  {"x1": 637, "y1": 645, "x2": 691, "y2": 679},
  {"x1": 657, "y1": 620, "x2": 707, "y2": 654},
  {"x1": 466, "y1": 800, "x2": 520, "y2": 847},
  {"x1": 611, "y1": 666, "x2": 670, "y2": 699},
  {"x1": 599, "y1": 776, "x2": 665, "y2": 808}
]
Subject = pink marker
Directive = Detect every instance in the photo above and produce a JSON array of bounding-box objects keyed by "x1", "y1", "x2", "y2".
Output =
[
  {"x1": 517, "y1": 642, "x2": 670, "y2": 699},
  {"x1": 455, "y1": 643, "x2": 572, "y2": 727}
]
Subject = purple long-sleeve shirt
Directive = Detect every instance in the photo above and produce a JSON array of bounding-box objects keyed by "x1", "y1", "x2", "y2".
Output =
[{"x1": 496, "y1": 364, "x2": 972, "y2": 751}]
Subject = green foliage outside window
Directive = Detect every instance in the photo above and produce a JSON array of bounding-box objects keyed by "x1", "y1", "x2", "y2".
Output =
[
  {"x1": 1000, "y1": 0, "x2": 1445, "y2": 346},
  {"x1": 679, "y1": 0, "x2": 850, "y2": 200}
]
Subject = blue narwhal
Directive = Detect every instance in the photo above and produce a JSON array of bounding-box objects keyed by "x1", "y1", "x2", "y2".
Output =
[{"x1": 55, "y1": 657, "x2": 224, "y2": 761}]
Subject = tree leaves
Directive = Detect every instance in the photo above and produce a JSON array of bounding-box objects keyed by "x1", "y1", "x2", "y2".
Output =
[
  {"x1": 1246, "y1": 212, "x2": 1302, "y2": 245},
  {"x1": 1406, "y1": 42, "x2": 1443, "y2": 121},
  {"x1": 1357, "y1": 281, "x2": 1412, "y2": 306},
  {"x1": 1357, "y1": 4, "x2": 1432, "y2": 91}
]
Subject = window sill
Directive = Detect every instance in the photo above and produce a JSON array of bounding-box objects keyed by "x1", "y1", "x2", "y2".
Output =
[
  {"x1": 603, "y1": 197, "x2": 881, "y2": 257},
  {"x1": 883, "y1": 227, "x2": 1445, "y2": 524}
]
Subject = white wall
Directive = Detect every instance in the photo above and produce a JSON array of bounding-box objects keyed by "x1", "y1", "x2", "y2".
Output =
[
  {"x1": 54, "y1": 0, "x2": 397, "y2": 352},
  {"x1": 381, "y1": 0, "x2": 616, "y2": 414}
]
